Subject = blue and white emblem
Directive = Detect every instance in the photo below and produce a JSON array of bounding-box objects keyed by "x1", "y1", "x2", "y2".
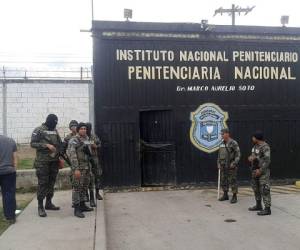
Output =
[{"x1": 190, "y1": 103, "x2": 229, "y2": 153}]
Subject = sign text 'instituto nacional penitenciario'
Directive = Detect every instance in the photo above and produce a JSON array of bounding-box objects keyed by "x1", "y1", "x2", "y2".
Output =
[{"x1": 116, "y1": 49, "x2": 298, "y2": 81}]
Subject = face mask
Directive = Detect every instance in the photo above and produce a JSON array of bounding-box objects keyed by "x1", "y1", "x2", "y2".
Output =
[{"x1": 45, "y1": 114, "x2": 58, "y2": 130}]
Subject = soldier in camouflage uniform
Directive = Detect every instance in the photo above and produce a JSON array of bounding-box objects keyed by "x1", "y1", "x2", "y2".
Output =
[
  {"x1": 86, "y1": 123, "x2": 103, "y2": 207},
  {"x1": 63, "y1": 120, "x2": 79, "y2": 208},
  {"x1": 30, "y1": 114, "x2": 61, "y2": 217},
  {"x1": 67, "y1": 122, "x2": 93, "y2": 218},
  {"x1": 63, "y1": 120, "x2": 78, "y2": 151},
  {"x1": 248, "y1": 131, "x2": 272, "y2": 216},
  {"x1": 217, "y1": 128, "x2": 241, "y2": 204}
]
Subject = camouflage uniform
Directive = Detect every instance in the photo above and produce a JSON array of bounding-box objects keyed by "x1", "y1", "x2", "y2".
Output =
[
  {"x1": 67, "y1": 135, "x2": 91, "y2": 206},
  {"x1": 250, "y1": 142, "x2": 271, "y2": 208},
  {"x1": 217, "y1": 138, "x2": 241, "y2": 194},
  {"x1": 63, "y1": 132, "x2": 76, "y2": 152},
  {"x1": 30, "y1": 124, "x2": 62, "y2": 201},
  {"x1": 88, "y1": 134, "x2": 102, "y2": 190}
]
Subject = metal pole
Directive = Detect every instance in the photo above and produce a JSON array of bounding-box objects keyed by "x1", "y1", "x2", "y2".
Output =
[
  {"x1": 91, "y1": 0, "x2": 94, "y2": 21},
  {"x1": 2, "y1": 67, "x2": 7, "y2": 136},
  {"x1": 232, "y1": 4, "x2": 235, "y2": 26},
  {"x1": 89, "y1": 65, "x2": 95, "y2": 128},
  {"x1": 217, "y1": 168, "x2": 221, "y2": 200}
]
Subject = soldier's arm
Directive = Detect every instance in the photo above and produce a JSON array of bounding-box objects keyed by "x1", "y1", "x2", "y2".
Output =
[
  {"x1": 30, "y1": 128, "x2": 48, "y2": 149},
  {"x1": 66, "y1": 139, "x2": 79, "y2": 170},
  {"x1": 233, "y1": 142, "x2": 241, "y2": 165},
  {"x1": 56, "y1": 130, "x2": 66, "y2": 152},
  {"x1": 56, "y1": 130, "x2": 63, "y2": 144},
  {"x1": 93, "y1": 134, "x2": 101, "y2": 147},
  {"x1": 62, "y1": 135, "x2": 70, "y2": 153},
  {"x1": 248, "y1": 147, "x2": 256, "y2": 162},
  {"x1": 259, "y1": 145, "x2": 271, "y2": 173}
]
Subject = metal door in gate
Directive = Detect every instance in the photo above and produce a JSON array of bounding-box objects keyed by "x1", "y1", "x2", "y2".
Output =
[{"x1": 139, "y1": 110, "x2": 176, "y2": 186}]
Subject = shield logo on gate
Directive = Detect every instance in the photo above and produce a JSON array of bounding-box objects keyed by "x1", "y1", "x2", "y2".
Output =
[{"x1": 190, "y1": 103, "x2": 229, "y2": 153}]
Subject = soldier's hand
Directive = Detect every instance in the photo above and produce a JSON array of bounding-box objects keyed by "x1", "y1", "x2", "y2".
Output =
[
  {"x1": 74, "y1": 170, "x2": 81, "y2": 180},
  {"x1": 255, "y1": 169, "x2": 262, "y2": 177},
  {"x1": 58, "y1": 159, "x2": 64, "y2": 169},
  {"x1": 46, "y1": 144, "x2": 56, "y2": 152},
  {"x1": 91, "y1": 144, "x2": 97, "y2": 150},
  {"x1": 230, "y1": 163, "x2": 236, "y2": 169},
  {"x1": 248, "y1": 156, "x2": 254, "y2": 162}
]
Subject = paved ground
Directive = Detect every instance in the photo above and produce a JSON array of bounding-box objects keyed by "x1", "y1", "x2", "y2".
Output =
[
  {"x1": 0, "y1": 190, "x2": 106, "y2": 250},
  {"x1": 105, "y1": 186, "x2": 300, "y2": 250},
  {"x1": 1, "y1": 186, "x2": 299, "y2": 250}
]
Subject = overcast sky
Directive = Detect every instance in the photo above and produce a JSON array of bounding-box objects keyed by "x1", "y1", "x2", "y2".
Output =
[{"x1": 0, "y1": 0, "x2": 299, "y2": 68}]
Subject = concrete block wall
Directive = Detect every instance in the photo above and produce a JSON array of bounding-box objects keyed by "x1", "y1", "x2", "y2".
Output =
[
  {"x1": 17, "y1": 168, "x2": 72, "y2": 190},
  {"x1": 2, "y1": 81, "x2": 92, "y2": 143}
]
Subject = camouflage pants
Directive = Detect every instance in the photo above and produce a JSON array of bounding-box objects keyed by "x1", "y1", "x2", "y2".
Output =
[
  {"x1": 221, "y1": 166, "x2": 238, "y2": 194},
  {"x1": 251, "y1": 169, "x2": 271, "y2": 207},
  {"x1": 35, "y1": 161, "x2": 59, "y2": 201},
  {"x1": 88, "y1": 157, "x2": 102, "y2": 190},
  {"x1": 71, "y1": 168, "x2": 90, "y2": 205}
]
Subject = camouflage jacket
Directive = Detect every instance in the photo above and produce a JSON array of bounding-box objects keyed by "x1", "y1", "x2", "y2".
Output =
[
  {"x1": 89, "y1": 134, "x2": 101, "y2": 157},
  {"x1": 250, "y1": 142, "x2": 271, "y2": 174},
  {"x1": 30, "y1": 124, "x2": 62, "y2": 162},
  {"x1": 63, "y1": 132, "x2": 76, "y2": 152},
  {"x1": 217, "y1": 138, "x2": 241, "y2": 167},
  {"x1": 67, "y1": 135, "x2": 91, "y2": 170}
]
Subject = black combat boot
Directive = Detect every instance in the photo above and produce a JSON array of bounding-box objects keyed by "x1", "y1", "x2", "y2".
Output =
[
  {"x1": 80, "y1": 202, "x2": 94, "y2": 212},
  {"x1": 74, "y1": 205, "x2": 85, "y2": 218},
  {"x1": 219, "y1": 192, "x2": 229, "y2": 201},
  {"x1": 45, "y1": 197, "x2": 60, "y2": 210},
  {"x1": 230, "y1": 193, "x2": 237, "y2": 204},
  {"x1": 257, "y1": 207, "x2": 271, "y2": 216},
  {"x1": 89, "y1": 190, "x2": 96, "y2": 207},
  {"x1": 96, "y1": 189, "x2": 103, "y2": 200},
  {"x1": 38, "y1": 199, "x2": 47, "y2": 217},
  {"x1": 248, "y1": 200, "x2": 263, "y2": 211}
]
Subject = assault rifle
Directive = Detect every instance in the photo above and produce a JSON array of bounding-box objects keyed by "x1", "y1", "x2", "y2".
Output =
[
  {"x1": 82, "y1": 144, "x2": 97, "y2": 169},
  {"x1": 57, "y1": 143, "x2": 72, "y2": 166},
  {"x1": 43, "y1": 136, "x2": 72, "y2": 166}
]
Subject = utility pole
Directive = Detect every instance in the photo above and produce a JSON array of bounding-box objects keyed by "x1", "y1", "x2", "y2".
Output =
[
  {"x1": 91, "y1": 0, "x2": 94, "y2": 21},
  {"x1": 214, "y1": 4, "x2": 255, "y2": 26}
]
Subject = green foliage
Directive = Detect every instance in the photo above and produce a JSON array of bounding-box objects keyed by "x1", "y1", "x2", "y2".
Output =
[{"x1": 18, "y1": 158, "x2": 34, "y2": 170}]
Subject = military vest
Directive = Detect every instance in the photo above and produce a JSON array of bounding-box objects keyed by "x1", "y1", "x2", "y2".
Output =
[
  {"x1": 218, "y1": 139, "x2": 237, "y2": 166},
  {"x1": 75, "y1": 136, "x2": 92, "y2": 169},
  {"x1": 35, "y1": 125, "x2": 60, "y2": 161},
  {"x1": 218, "y1": 143, "x2": 229, "y2": 165}
]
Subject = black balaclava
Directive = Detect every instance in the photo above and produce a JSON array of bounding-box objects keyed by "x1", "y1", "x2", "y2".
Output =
[
  {"x1": 86, "y1": 122, "x2": 92, "y2": 137},
  {"x1": 45, "y1": 114, "x2": 58, "y2": 131}
]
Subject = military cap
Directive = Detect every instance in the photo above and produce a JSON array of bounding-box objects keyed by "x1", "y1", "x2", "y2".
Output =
[
  {"x1": 69, "y1": 120, "x2": 78, "y2": 129},
  {"x1": 76, "y1": 122, "x2": 87, "y2": 132},
  {"x1": 252, "y1": 131, "x2": 264, "y2": 140}
]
